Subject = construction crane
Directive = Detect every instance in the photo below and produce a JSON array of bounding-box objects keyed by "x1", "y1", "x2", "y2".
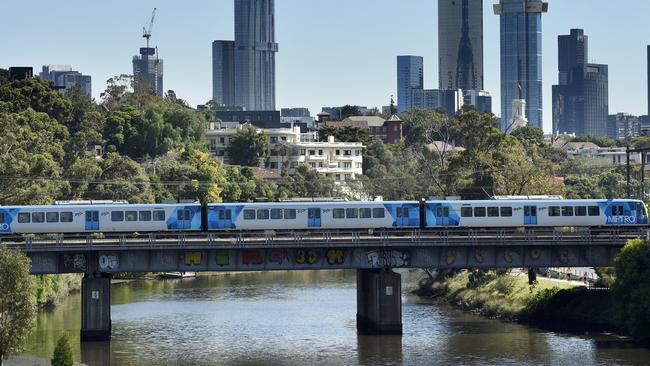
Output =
[{"x1": 142, "y1": 7, "x2": 157, "y2": 49}]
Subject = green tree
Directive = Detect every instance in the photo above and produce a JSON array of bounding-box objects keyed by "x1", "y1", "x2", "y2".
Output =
[
  {"x1": 227, "y1": 127, "x2": 269, "y2": 167},
  {"x1": 51, "y1": 333, "x2": 73, "y2": 366},
  {"x1": 0, "y1": 248, "x2": 37, "y2": 365},
  {"x1": 0, "y1": 78, "x2": 71, "y2": 123},
  {"x1": 564, "y1": 176, "x2": 604, "y2": 199},
  {"x1": 279, "y1": 165, "x2": 336, "y2": 198},
  {"x1": 318, "y1": 125, "x2": 369, "y2": 144},
  {"x1": 571, "y1": 135, "x2": 619, "y2": 148},
  {"x1": 511, "y1": 125, "x2": 544, "y2": 145},
  {"x1": 0, "y1": 109, "x2": 69, "y2": 205},
  {"x1": 340, "y1": 105, "x2": 361, "y2": 119},
  {"x1": 400, "y1": 108, "x2": 449, "y2": 146},
  {"x1": 89, "y1": 153, "x2": 153, "y2": 203},
  {"x1": 612, "y1": 239, "x2": 650, "y2": 343}
]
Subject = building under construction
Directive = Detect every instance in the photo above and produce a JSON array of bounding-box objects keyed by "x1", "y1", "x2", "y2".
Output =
[{"x1": 133, "y1": 8, "x2": 163, "y2": 96}]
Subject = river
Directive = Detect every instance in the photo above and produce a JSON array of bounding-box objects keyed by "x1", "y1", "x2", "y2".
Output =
[{"x1": 18, "y1": 270, "x2": 650, "y2": 366}]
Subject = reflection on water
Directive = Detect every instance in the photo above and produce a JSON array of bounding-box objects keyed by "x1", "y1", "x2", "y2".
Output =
[{"x1": 22, "y1": 270, "x2": 650, "y2": 365}]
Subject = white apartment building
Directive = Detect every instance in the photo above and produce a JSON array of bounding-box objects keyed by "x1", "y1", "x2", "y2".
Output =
[{"x1": 206, "y1": 123, "x2": 364, "y2": 182}]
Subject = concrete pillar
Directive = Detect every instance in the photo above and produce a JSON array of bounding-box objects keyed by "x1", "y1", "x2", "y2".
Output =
[
  {"x1": 81, "y1": 273, "x2": 111, "y2": 342},
  {"x1": 357, "y1": 269, "x2": 402, "y2": 335},
  {"x1": 528, "y1": 268, "x2": 537, "y2": 285}
]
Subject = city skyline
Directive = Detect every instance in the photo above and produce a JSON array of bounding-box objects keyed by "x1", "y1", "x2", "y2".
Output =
[{"x1": 3, "y1": 0, "x2": 650, "y2": 132}]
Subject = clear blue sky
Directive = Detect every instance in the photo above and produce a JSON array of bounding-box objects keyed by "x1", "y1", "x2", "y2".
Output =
[{"x1": 2, "y1": 0, "x2": 649, "y2": 132}]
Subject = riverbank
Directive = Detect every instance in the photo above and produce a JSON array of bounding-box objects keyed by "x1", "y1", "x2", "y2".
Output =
[
  {"x1": 34, "y1": 274, "x2": 82, "y2": 309},
  {"x1": 414, "y1": 270, "x2": 619, "y2": 332}
]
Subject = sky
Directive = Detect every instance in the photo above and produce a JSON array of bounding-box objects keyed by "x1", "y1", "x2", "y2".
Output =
[{"x1": 2, "y1": 0, "x2": 649, "y2": 133}]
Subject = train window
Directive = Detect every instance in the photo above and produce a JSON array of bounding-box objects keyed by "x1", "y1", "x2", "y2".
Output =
[
  {"x1": 46, "y1": 212, "x2": 59, "y2": 223},
  {"x1": 153, "y1": 211, "x2": 166, "y2": 221},
  {"x1": 271, "y1": 209, "x2": 283, "y2": 220},
  {"x1": 372, "y1": 208, "x2": 385, "y2": 218},
  {"x1": 488, "y1": 207, "x2": 500, "y2": 217},
  {"x1": 333, "y1": 209, "x2": 345, "y2": 219},
  {"x1": 257, "y1": 209, "x2": 269, "y2": 220},
  {"x1": 139, "y1": 211, "x2": 152, "y2": 221},
  {"x1": 549, "y1": 207, "x2": 561, "y2": 217},
  {"x1": 18, "y1": 213, "x2": 30, "y2": 223},
  {"x1": 501, "y1": 207, "x2": 513, "y2": 217},
  {"x1": 401, "y1": 207, "x2": 410, "y2": 218},
  {"x1": 125, "y1": 211, "x2": 137, "y2": 222},
  {"x1": 612, "y1": 205, "x2": 625, "y2": 216},
  {"x1": 111, "y1": 211, "x2": 124, "y2": 222},
  {"x1": 474, "y1": 207, "x2": 486, "y2": 217},
  {"x1": 562, "y1": 207, "x2": 574, "y2": 217},
  {"x1": 0, "y1": 213, "x2": 4, "y2": 222},
  {"x1": 284, "y1": 209, "x2": 296, "y2": 219},
  {"x1": 360, "y1": 208, "x2": 372, "y2": 219},
  {"x1": 346, "y1": 208, "x2": 358, "y2": 219},
  {"x1": 32, "y1": 212, "x2": 45, "y2": 223},
  {"x1": 588, "y1": 206, "x2": 600, "y2": 216},
  {"x1": 244, "y1": 210, "x2": 256, "y2": 220},
  {"x1": 60, "y1": 212, "x2": 73, "y2": 222},
  {"x1": 575, "y1": 207, "x2": 587, "y2": 216},
  {"x1": 461, "y1": 207, "x2": 473, "y2": 217}
]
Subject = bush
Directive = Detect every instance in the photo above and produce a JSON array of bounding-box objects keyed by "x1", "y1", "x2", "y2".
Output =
[
  {"x1": 612, "y1": 239, "x2": 650, "y2": 343},
  {"x1": 51, "y1": 333, "x2": 73, "y2": 366},
  {"x1": 493, "y1": 275, "x2": 518, "y2": 295}
]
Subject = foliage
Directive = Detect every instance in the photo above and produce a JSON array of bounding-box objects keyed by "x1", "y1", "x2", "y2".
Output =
[
  {"x1": 340, "y1": 105, "x2": 361, "y2": 119},
  {"x1": 227, "y1": 127, "x2": 269, "y2": 167},
  {"x1": 34, "y1": 275, "x2": 82, "y2": 308},
  {"x1": 593, "y1": 267, "x2": 615, "y2": 288},
  {"x1": 51, "y1": 333, "x2": 73, "y2": 366},
  {"x1": 278, "y1": 165, "x2": 336, "y2": 198},
  {"x1": 612, "y1": 239, "x2": 650, "y2": 343},
  {"x1": 511, "y1": 125, "x2": 545, "y2": 145},
  {"x1": 146, "y1": 150, "x2": 227, "y2": 204},
  {"x1": 0, "y1": 78, "x2": 71, "y2": 123},
  {"x1": 0, "y1": 247, "x2": 37, "y2": 363},
  {"x1": 318, "y1": 125, "x2": 369, "y2": 144},
  {"x1": 571, "y1": 135, "x2": 619, "y2": 148}
]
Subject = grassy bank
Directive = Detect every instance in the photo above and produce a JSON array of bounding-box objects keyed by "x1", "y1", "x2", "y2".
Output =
[{"x1": 414, "y1": 270, "x2": 617, "y2": 331}]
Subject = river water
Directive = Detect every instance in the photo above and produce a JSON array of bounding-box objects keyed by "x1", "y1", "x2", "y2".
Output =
[{"x1": 20, "y1": 270, "x2": 650, "y2": 366}]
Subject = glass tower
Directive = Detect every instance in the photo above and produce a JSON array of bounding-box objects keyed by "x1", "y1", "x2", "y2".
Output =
[
  {"x1": 438, "y1": 0, "x2": 483, "y2": 91},
  {"x1": 494, "y1": 0, "x2": 548, "y2": 131},
  {"x1": 213, "y1": 0, "x2": 278, "y2": 111},
  {"x1": 396, "y1": 56, "x2": 424, "y2": 113},
  {"x1": 133, "y1": 47, "x2": 163, "y2": 97}
]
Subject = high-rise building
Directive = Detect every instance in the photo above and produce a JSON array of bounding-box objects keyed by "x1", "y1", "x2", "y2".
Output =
[
  {"x1": 494, "y1": 0, "x2": 548, "y2": 131},
  {"x1": 396, "y1": 56, "x2": 424, "y2": 113},
  {"x1": 463, "y1": 90, "x2": 492, "y2": 114},
  {"x1": 552, "y1": 29, "x2": 609, "y2": 137},
  {"x1": 412, "y1": 89, "x2": 440, "y2": 112},
  {"x1": 40, "y1": 65, "x2": 92, "y2": 97},
  {"x1": 438, "y1": 0, "x2": 483, "y2": 91},
  {"x1": 213, "y1": 0, "x2": 278, "y2": 111},
  {"x1": 212, "y1": 41, "x2": 235, "y2": 107},
  {"x1": 647, "y1": 46, "x2": 650, "y2": 117},
  {"x1": 608, "y1": 113, "x2": 640, "y2": 140},
  {"x1": 133, "y1": 47, "x2": 163, "y2": 96}
]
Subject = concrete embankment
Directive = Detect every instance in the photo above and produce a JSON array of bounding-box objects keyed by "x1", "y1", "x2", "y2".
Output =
[{"x1": 414, "y1": 270, "x2": 618, "y2": 332}]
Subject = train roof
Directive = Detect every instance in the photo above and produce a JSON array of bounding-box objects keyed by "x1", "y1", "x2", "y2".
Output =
[
  {"x1": 428, "y1": 199, "x2": 644, "y2": 205},
  {"x1": 207, "y1": 201, "x2": 419, "y2": 207},
  {"x1": 0, "y1": 203, "x2": 201, "y2": 210}
]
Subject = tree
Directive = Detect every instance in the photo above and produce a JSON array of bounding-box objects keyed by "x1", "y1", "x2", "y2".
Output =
[
  {"x1": 340, "y1": 105, "x2": 361, "y2": 119},
  {"x1": 51, "y1": 333, "x2": 73, "y2": 366},
  {"x1": 0, "y1": 247, "x2": 36, "y2": 365},
  {"x1": 511, "y1": 125, "x2": 544, "y2": 145},
  {"x1": 571, "y1": 135, "x2": 619, "y2": 148},
  {"x1": 318, "y1": 125, "x2": 369, "y2": 144},
  {"x1": 612, "y1": 239, "x2": 650, "y2": 343},
  {"x1": 279, "y1": 165, "x2": 336, "y2": 198},
  {"x1": 0, "y1": 78, "x2": 71, "y2": 123},
  {"x1": 227, "y1": 127, "x2": 268, "y2": 167},
  {"x1": 400, "y1": 108, "x2": 449, "y2": 146}
]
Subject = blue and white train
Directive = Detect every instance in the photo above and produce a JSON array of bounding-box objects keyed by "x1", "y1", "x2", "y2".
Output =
[{"x1": 0, "y1": 199, "x2": 646, "y2": 234}]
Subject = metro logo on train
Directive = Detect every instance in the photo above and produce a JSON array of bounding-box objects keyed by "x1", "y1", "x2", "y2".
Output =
[{"x1": 0, "y1": 198, "x2": 647, "y2": 235}]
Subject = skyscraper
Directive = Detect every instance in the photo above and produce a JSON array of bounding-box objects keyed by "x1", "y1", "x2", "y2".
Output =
[
  {"x1": 213, "y1": 0, "x2": 278, "y2": 111},
  {"x1": 438, "y1": 0, "x2": 483, "y2": 91},
  {"x1": 647, "y1": 45, "x2": 650, "y2": 117},
  {"x1": 396, "y1": 56, "x2": 424, "y2": 113},
  {"x1": 552, "y1": 29, "x2": 609, "y2": 136},
  {"x1": 494, "y1": 0, "x2": 548, "y2": 131},
  {"x1": 133, "y1": 47, "x2": 163, "y2": 96},
  {"x1": 40, "y1": 65, "x2": 92, "y2": 97}
]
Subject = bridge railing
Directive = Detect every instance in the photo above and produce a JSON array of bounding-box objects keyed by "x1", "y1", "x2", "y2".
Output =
[{"x1": 1, "y1": 227, "x2": 648, "y2": 252}]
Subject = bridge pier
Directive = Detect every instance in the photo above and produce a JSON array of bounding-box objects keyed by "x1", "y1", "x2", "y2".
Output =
[
  {"x1": 356, "y1": 269, "x2": 402, "y2": 335},
  {"x1": 81, "y1": 273, "x2": 111, "y2": 342}
]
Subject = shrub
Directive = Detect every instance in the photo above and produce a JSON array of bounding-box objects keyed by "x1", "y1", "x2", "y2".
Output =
[{"x1": 51, "y1": 333, "x2": 73, "y2": 366}]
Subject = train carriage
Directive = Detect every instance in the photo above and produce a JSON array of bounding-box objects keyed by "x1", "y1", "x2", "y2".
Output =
[
  {"x1": 424, "y1": 199, "x2": 648, "y2": 228},
  {"x1": 0, "y1": 204, "x2": 202, "y2": 234},
  {"x1": 207, "y1": 201, "x2": 420, "y2": 231}
]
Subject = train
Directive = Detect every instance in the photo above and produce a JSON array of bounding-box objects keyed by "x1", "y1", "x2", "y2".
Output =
[{"x1": 0, "y1": 198, "x2": 647, "y2": 235}]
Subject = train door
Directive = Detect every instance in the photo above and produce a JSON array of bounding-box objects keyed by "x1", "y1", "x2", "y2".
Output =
[
  {"x1": 524, "y1": 206, "x2": 537, "y2": 225},
  {"x1": 435, "y1": 206, "x2": 450, "y2": 226},
  {"x1": 85, "y1": 211, "x2": 99, "y2": 231},
  {"x1": 177, "y1": 209, "x2": 191, "y2": 229},
  {"x1": 218, "y1": 208, "x2": 232, "y2": 229},
  {"x1": 308, "y1": 208, "x2": 321, "y2": 228},
  {"x1": 396, "y1": 206, "x2": 410, "y2": 226}
]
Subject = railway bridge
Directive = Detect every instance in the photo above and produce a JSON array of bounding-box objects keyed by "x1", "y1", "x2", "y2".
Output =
[{"x1": 4, "y1": 227, "x2": 647, "y2": 341}]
